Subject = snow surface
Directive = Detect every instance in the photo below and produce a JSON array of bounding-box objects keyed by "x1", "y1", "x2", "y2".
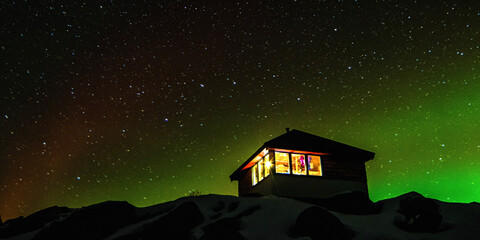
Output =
[
  {"x1": 2, "y1": 192, "x2": 480, "y2": 240},
  {"x1": 332, "y1": 192, "x2": 480, "y2": 240}
]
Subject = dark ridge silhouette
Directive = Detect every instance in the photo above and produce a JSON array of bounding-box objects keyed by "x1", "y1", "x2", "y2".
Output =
[
  {"x1": 114, "y1": 201, "x2": 204, "y2": 240},
  {"x1": 0, "y1": 206, "x2": 73, "y2": 238},
  {"x1": 1, "y1": 192, "x2": 479, "y2": 239},
  {"x1": 33, "y1": 201, "x2": 135, "y2": 240},
  {"x1": 394, "y1": 193, "x2": 443, "y2": 233}
]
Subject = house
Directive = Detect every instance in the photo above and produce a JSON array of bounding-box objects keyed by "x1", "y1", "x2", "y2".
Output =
[{"x1": 229, "y1": 129, "x2": 375, "y2": 199}]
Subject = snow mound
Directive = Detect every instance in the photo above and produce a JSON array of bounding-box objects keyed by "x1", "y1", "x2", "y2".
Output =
[{"x1": 1, "y1": 192, "x2": 480, "y2": 240}]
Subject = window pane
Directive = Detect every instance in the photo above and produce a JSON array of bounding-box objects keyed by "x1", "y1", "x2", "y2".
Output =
[
  {"x1": 308, "y1": 155, "x2": 322, "y2": 176},
  {"x1": 252, "y1": 164, "x2": 258, "y2": 185},
  {"x1": 258, "y1": 159, "x2": 264, "y2": 181},
  {"x1": 264, "y1": 154, "x2": 271, "y2": 177},
  {"x1": 275, "y1": 152, "x2": 290, "y2": 174},
  {"x1": 292, "y1": 154, "x2": 306, "y2": 175}
]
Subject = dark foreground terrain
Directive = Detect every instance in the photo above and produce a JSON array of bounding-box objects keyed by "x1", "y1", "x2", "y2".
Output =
[{"x1": 1, "y1": 191, "x2": 480, "y2": 240}]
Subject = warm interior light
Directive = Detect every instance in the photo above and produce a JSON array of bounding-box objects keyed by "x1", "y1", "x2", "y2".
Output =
[
  {"x1": 292, "y1": 154, "x2": 306, "y2": 175},
  {"x1": 308, "y1": 155, "x2": 322, "y2": 176},
  {"x1": 262, "y1": 148, "x2": 268, "y2": 155},
  {"x1": 252, "y1": 164, "x2": 258, "y2": 186},
  {"x1": 265, "y1": 160, "x2": 272, "y2": 170},
  {"x1": 275, "y1": 152, "x2": 290, "y2": 174},
  {"x1": 258, "y1": 159, "x2": 264, "y2": 181}
]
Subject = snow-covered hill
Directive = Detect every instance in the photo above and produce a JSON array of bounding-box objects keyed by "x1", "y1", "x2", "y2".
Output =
[{"x1": 1, "y1": 191, "x2": 480, "y2": 240}]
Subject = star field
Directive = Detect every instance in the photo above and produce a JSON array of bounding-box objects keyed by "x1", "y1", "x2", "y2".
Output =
[{"x1": 1, "y1": 1, "x2": 479, "y2": 220}]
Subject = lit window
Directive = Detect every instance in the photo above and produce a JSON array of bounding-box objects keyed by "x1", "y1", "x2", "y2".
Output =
[
  {"x1": 262, "y1": 148, "x2": 268, "y2": 156},
  {"x1": 252, "y1": 164, "x2": 258, "y2": 185},
  {"x1": 308, "y1": 155, "x2": 322, "y2": 176},
  {"x1": 292, "y1": 154, "x2": 306, "y2": 175},
  {"x1": 252, "y1": 151, "x2": 273, "y2": 186},
  {"x1": 275, "y1": 152, "x2": 290, "y2": 174},
  {"x1": 258, "y1": 159, "x2": 264, "y2": 181},
  {"x1": 264, "y1": 154, "x2": 271, "y2": 177}
]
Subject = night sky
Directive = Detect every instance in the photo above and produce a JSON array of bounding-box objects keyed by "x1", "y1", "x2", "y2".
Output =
[{"x1": 1, "y1": 1, "x2": 479, "y2": 221}]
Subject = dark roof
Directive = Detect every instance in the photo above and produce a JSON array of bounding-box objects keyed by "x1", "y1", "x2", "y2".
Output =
[{"x1": 230, "y1": 129, "x2": 375, "y2": 181}]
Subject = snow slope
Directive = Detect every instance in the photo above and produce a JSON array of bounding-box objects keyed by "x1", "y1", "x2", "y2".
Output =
[{"x1": 1, "y1": 192, "x2": 480, "y2": 240}]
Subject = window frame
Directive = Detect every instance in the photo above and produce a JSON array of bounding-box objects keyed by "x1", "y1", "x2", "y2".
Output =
[
  {"x1": 252, "y1": 164, "x2": 258, "y2": 186},
  {"x1": 252, "y1": 149, "x2": 324, "y2": 187},
  {"x1": 274, "y1": 151, "x2": 290, "y2": 175},
  {"x1": 273, "y1": 150, "x2": 323, "y2": 177},
  {"x1": 307, "y1": 155, "x2": 322, "y2": 176},
  {"x1": 291, "y1": 153, "x2": 307, "y2": 175},
  {"x1": 251, "y1": 151, "x2": 272, "y2": 186}
]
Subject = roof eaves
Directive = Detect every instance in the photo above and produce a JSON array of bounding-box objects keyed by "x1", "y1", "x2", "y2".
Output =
[{"x1": 229, "y1": 144, "x2": 266, "y2": 181}]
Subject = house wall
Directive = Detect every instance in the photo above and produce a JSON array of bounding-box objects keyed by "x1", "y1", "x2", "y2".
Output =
[
  {"x1": 239, "y1": 173, "x2": 367, "y2": 198},
  {"x1": 238, "y1": 170, "x2": 277, "y2": 196},
  {"x1": 321, "y1": 156, "x2": 367, "y2": 181},
  {"x1": 238, "y1": 168, "x2": 252, "y2": 196},
  {"x1": 237, "y1": 154, "x2": 369, "y2": 198},
  {"x1": 247, "y1": 175, "x2": 275, "y2": 196},
  {"x1": 271, "y1": 174, "x2": 368, "y2": 198}
]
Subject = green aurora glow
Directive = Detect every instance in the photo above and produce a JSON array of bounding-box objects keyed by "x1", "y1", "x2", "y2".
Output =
[{"x1": 1, "y1": 1, "x2": 479, "y2": 220}]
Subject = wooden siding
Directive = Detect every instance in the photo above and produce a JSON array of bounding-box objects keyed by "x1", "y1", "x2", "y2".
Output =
[
  {"x1": 321, "y1": 156, "x2": 367, "y2": 181},
  {"x1": 238, "y1": 167, "x2": 252, "y2": 196},
  {"x1": 272, "y1": 174, "x2": 368, "y2": 198}
]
